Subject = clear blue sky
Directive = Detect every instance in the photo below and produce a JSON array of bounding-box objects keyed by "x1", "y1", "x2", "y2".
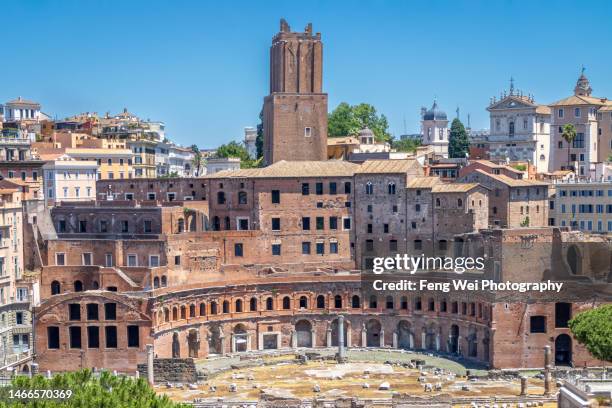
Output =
[{"x1": 4, "y1": 0, "x2": 612, "y2": 148}]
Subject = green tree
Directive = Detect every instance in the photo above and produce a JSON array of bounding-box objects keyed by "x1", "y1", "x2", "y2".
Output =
[
  {"x1": 561, "y1": 123, "x2": 577, "y2": 171},
  {"x1": 448, "y1": 118, "x2": 469, "y2": 158},
  {"x1": 328, "y1": 102, "x2": 391, "y2": 142},
  {"x1": 0, "y1": 369, "x2": 188, "y2": 407},
  {"x1": 568, "y1": 304, "x2": 612, "y2": 363},
  {"x1": 215, "y1": 141, "x2": 261, "y2": 169},
  {"x1": 392, "y1": 137, "x2": 421, "y2": 153},
  {"x1": 190, "y1": 144, "x2": 203, "y2": 177}
]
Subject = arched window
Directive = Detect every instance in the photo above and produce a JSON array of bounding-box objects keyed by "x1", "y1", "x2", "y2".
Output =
[
  {"x1": 189, "y1": 304, "x2": 196, "y2": 318},
  {"x1": 235, "y1": 299, "x2": 243, "y2": 313},
  {"x1": 180, "y1": 306, "x2": 186, "y2": 319},
  {"x1": 238, "y1": 191, "x2": 247, "y2": 205},
  {"x1": 199, "y1": 302, "x2": 206, "y2": 316},
  {"x1": 177, "y1": 218, "x2": 185, "y2": 233},
  {"x1": 210, "y1": 301, "x2": 218, "y2": 315},
  {"x1": 74, "y1": 280, "x2": 83, "y2": 292},
  {"x1": 388, "y1": 183, "x2": 396, "y2": 195},
  {"x1": 509, "y1": 121, "x2": 515, "y2": 136},
  {"x1": 365, "y1": 182, "x2": 373, "y2": 195},
  {"x1": 172, "y1": 307, "x2": 178, "y2": 320},
  {"x1": 222, "y1": 300, "x2": 230, "y2": 313},
  {"x1": 316, "y1": 295, "x2": 325, "y2": 309},
  {"x1": 266, "y1": 297, "x2": 274, "y2": 311},
  {"x1": 351, "y1": 295, "x2": 360, "y2": 308},
  {"x1": 282, "y1": 296, "x2": 291, "y2": 310},
  {"x1": 212, "y1": 216, "x2": 220, "y2": 231},
  {"x1": 540, "y1": 154, "x2": 545, "y2": 161},
  {"x1": 334, "y1": 295, "x2": 342, "y2": 308},
  {"x1": 164, "y1": 308, "x2": 170, "y2": 322},
  {"x1": 161, "y1": 276, "x2": 167, "y2": 287},
  {"x1": 457, "y1": 198, "x2": 463, "y2": 208},
  {"x1": 92, "y1": 281, "x2": 99, "y2": 290},
  {"x1": 428, "y1": 298, "x2": 435, "y2": 311},
  {"x1": 153, "y1": 277, "x2": 160, "y2": 289},
  {"x1": 435, "y1": 197, "x2": 441, "y2": 207},
  {"x1": 400, "y1": 296, "x2": 408, "y2": 310},
  {"x1": 250, "y1": 297, "x2": 257, "y2": 311},
  {"x1": 51, "y1": 281, "x2": 61, "y2": 295},
  {"x1": 299, "y1": 296, "x2": 307, "y2": 309}
]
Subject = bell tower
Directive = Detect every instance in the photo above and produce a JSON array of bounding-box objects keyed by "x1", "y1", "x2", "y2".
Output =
[{"x1": 263, "y1": 19, "x2": 328, "y2": 165}]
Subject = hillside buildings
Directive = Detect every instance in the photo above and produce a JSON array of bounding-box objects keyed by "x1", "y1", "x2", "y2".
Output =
[{"x1": 42, "y1": 156, "x2": 97, "y2": 206}]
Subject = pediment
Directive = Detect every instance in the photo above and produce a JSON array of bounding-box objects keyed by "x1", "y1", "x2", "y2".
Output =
[{"x1": 488, "y1": 96, "x2": 535, "y2": 111}]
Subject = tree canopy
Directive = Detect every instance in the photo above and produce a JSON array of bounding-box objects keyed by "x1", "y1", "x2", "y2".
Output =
[
  {"x1": 448, "y1": 118, "x2": 469, "y2": 158},
  {"x1": 215, "y1": 141, "x2": 261, "y2": 168},
  {"x1": 568, "y1": 304, "x2": 612, "y2": 362},
  {"x1": 390, "y1": 136, "x2": 421, "y2": 153},
  {"x1": 328, "y1": 102, "x2": 391, "y2": 142},
  {"x1": 0, "y1": 369, "x2": 187, "y2": 407}
]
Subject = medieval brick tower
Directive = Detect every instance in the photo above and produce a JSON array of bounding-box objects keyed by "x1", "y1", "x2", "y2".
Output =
[{"x1": 263, "y1": 19, "x2": 328, "y2": 165}]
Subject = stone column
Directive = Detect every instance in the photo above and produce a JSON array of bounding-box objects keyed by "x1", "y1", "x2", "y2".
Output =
[
  {"x1": 421, "y1": 332, "x2": 426, "y2": 350},
  {"x1": 520, "y1": 376, "x2": 527, "y2": 396},
  {"x1": 231, "y1": 335, "x2": 236, "y2": 353},
  {"x1": 326, "y1": 327, "x2": 332, "y2": 347},
  {"x1": 435, "y1": 334, "x2": 440, "y2": 351},
  {"x1": 379, "y1": 329, "x2": 385, "y2": 348},
  {"x1": 361, "y1": 327, "x2": 367, "y2": 347},
  {"x1": 247, "y1": 334, "x2": 252, "y2": 352},
  {"x1": 311, "y1": 330, "x2": 316, "y2": 348},
  {"x1": 409, "y1": 333, "x2": 414, "y2": 349},
  {"x1": 146, "y1": 344, "x2": 154, "y2": 385},
  {"x1": 291, "y1": 330, "x2": 297, "y2": 349},
  {"x1": 392, "y1": 331, "x2": 398, "y2": 349},
  {"x1": 337, "y1": 315, "x2": 346, "y2": 362},
  {"x1": 544, "y1": 345, "x2": 552, "y2": 396}
]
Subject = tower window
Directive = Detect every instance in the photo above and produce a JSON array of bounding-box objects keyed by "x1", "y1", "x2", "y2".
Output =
[{"x1": 304, "y1": 127, "x2": 312, "y2": 137}]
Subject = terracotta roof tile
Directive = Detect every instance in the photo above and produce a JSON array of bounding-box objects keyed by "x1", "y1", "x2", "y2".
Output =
[
  {"x1": 206, "y1": 160, "x2": 359, "y2": 178},
  {"x1": 355, "y1": 159, "x2": 420, "y2": 174}
]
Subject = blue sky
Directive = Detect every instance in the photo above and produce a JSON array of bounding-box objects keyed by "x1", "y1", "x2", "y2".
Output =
[{"x1": 3, "y1": 0, "x2": 612, "y2": 148}]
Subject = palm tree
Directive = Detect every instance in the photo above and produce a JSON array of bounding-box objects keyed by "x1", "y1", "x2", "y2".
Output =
[
  {"x1": 190, "y1": 144, "x2": 203, "y2": 176},
  {"x1": 561, "y1": 124, "x2": 577, "y2": 171}
]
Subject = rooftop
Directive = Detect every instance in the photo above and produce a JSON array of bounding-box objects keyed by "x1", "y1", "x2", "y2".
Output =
[
  {"x1": 431, "y1": 183, "x2": 482, "y2": 193},
  {"x1": 471, "y1": 169, "x2": 549, "y2": 187},
  {"x1": 208, "y1": 160, "x2": 359, "y2": 178},
  {"x1": 356, "y1": 159, "x2": 420, "y2": 174},
  {"x1": 407, "y1": 176, "x2": 442, "y2": 188}
]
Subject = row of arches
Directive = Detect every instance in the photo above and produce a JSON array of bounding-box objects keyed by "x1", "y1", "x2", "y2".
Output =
[{"x1": 154, "y1": 292, "x2": 491, "y2": 326}]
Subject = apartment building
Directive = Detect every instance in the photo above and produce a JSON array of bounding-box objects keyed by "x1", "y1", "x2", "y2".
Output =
[
  {"x1": 0, "y1": 179, "x2": 30, "y2": 366},
  {"x1": 550, "y1": 179, "x2": 612, "y2": 233},
  {"x1": 42, "y1": 156, "x2": 98, "y2": 206}
]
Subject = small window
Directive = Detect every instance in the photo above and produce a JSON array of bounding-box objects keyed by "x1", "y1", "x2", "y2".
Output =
[
  {"x1": 530, "y1": 316, "x2": 547, "y2": 333},
  {"x1": 127, "y1": 325, "x2": 140, "y2": 347},
  {"x1": 316, "y1": 242, "x2": 324, "y2": 255},
  {"x1": 344, "y1": 182, "x2": 351, "y2": 194},
  {"x1": 272, "y1": 243, "x2": 281, "y2": 256},
  {"x1": 271, "y1": 218, "x2": 281, "y2": 231},
  {"x1": 47, "y1": 327, "x2": 60, "y2": 349},
  {"x1": 302, "y1": 183, "x2": 310, "y2": 195},
  {"x1": 316, "y1": 183, "x2": 323, "y2": 195},
  {"x1": 69, "y1": 304, "x2": 81, "y2": 321},
  {"x1": 87, "y1": 326, "x2": 100, "y2": 348},
  {"x1": 105, "y1": 303, "x2": 117, "y2": 320},
  {"x1": 329, "y1": 182, "x2": 337, "y2": 195},
  {"x1": 302, "y1": 217, "x2": 311, "y2": 230},
  {"x1": 105, "y1": 326, "x2": 118, "y2": 348},
  {"x1": 69, "y1": 326, "x2": 82, "y2": 349},
  {"x1": 302, "y1": 241, "x2": 311, "y2": 254},
  {"x1": 316, "y1": 217, "x2": 324, "y2": 230},
  {"x1": 87, "y1": 303, "x2": 99, "y2": 320},
  {"x1": 234, "y1": 243, "x2": 243, "y2": 257},
  {"x1": 304, "y1": 127, "x2": 312, "y2": 137},
  {"x1": 329, "y1": 217, "x2": 338, "y2": 230},
  {"x1": 271, "y1": 190, "x2": 280, "y2": 204}
]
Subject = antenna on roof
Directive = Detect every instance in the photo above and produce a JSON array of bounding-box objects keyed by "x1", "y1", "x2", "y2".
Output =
[{"x1": 403, "y1": 116, "x2": 407, "y2": 134}]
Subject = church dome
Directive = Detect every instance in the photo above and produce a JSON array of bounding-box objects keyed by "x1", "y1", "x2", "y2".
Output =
[
  {"x1": 358, "y1": 127, "x2": 374, "y2": 138},
  {"x1": 423, "y1": 101, "x2": 447, "y2": 120}
]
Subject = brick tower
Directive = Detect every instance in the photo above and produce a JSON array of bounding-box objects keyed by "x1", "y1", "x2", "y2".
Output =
[{"x1": 263, "y1": 19, "x2": 328, "y2": 165}]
